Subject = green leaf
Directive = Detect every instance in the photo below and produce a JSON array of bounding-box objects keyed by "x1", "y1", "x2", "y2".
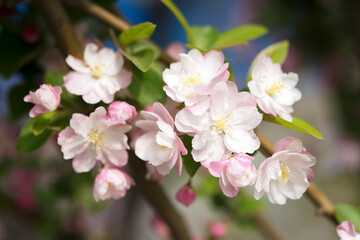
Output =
[
  {"x1": 247, "y1": 40, "x2": 289, "y2": 82},
  {"x1": 119, "y1": 42, "x2": 157, "y2": 72},
  {"x1": 32, "y1": 111, "x2": 56, "y2": 135},
  {"x1": 335, "y1": 204, "x2": 360, "y2": 232},
  {"x1": 127, "y1": 62, "x2": 167, "y2": 105},
  {"x1": 45, "y1": 71, "x2": 64, "y2": 86},
  {"x1": 263, "y1": 114, "x2": 323, "y2": 139},
  {"x1": 181, "y1": 135, "x2": 200, "y2": 177},
  {"x1": 8, "y1": 84, "x2": 32, "y2": 120},
  {"x1": 213, "y1": 24, "x2": 267, "y2": 49},
  {"x1": 189, "y1": 25, "x2": 219, "y2": 50},
  {"x1": 119, "y1": 22, "x2": 156, "y2": 46},
  {"x1": 16, "y1": 118, "x2": 54, "y2": 153},
  {"x1": 160, "y1": 0, "x2": 194, "y2": 43}
]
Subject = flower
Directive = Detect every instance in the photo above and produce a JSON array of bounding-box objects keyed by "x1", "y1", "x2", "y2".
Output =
[
  {"x1": 24, "y1": 84, "x2": 62, "y2": 118},
  {"x1": 57, "y1": 107, "x2": 131, "y2": 173},
  {"x1": 209, "y1": 221, "x2": 228, "y2": 239},
  {"x1": 163, "y1": 49, "x2": 229, "y2": 115},
  {"x1": 64, "y1": 43, "x2": 132, "y2": 104},
  {"x1": 106, "y1": 101, "x2": 137, "y2": 124},
  {"x1": 93, "y1": 168, "x2": 134, "y2": 201},
  {"x1": 135, "y1": 102, "x2": 187, "y2": 176},
  {"x1": 248, "y1": 55, "x2": 301, "y2": 121},
  {"x1": 165, "y1": 42, "x2": 186, "y2": 61},
  {"x1": 175, "y1": 185, "x2": 196, "y2": 207},
  {"x1": 145, "y1": 163, "x2": 164, "y2": 183},
  {"x1": 209, "y1": 153, "x2": 257, "y2": 197},
  {"x1": 337, "y1": 221, "x2": 360, "y2": 240},
  {"x1": 254, "y1": 137, "x2": 316, "y2": 205},
  {"x1": 175, "y1": 81, "x2": 262, "y2": 167}
]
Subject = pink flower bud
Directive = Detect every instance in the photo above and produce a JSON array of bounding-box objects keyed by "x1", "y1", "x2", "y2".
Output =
[
  {"x1": 106, "y1": 101, "x2": 137, "y2": 124},
  {"x1": 209, "y1": 221, "x2": 228, "y2": 239},
  {"x1": 151, "y1": 215, "x2": 171, "y2": 238},
  {"x1": 21, "y1": 26, "x2": 40, "y2": 44},
  {"x1": 165, "y1": 42, "x2": 186, "y2": 61},
  {"x1": 175, "y1": 185, "x2": 196, "y2": 207},
  {"x1": 93, "y1": 168, "x2": 135, "y2": 202},
  {"x1": 24, "y1": 84, "x2": 62, "y2": 118}
]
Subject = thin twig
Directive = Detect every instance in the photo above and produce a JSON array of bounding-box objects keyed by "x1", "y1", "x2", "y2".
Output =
[{"x1": 256, "y1": 132, "x2": 337, "y2": 224}]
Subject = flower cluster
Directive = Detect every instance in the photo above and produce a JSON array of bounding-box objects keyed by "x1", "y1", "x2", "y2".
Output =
[{"x1": 135, "y1": 49, "x2": 315, "y2": 205}]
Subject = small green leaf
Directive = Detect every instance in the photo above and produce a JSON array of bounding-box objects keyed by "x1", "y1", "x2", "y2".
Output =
[
  {"x1": 33, "y1": 111, "x2": 56, "y2": 136},
  {"x1": 213, "y1": 24, "x2": 267, "y2": 49},
  {"x1": 8, "y1": 84, "x2": 32, "y2": 120},
  {"x1": 335, "y1": 204, "x2": 360, "y2": 232},
  {"x1": 181, "y1": 135, "x2": 200, "y2": 177},
  {"x1": 262, "y1": 114, "x2": 323, "y2": 139},
  {"x1": 160, "y1": 0, "x2": 194, "y2": 43},
  {"x1": 247, "y1": 40, "x2": 289, "y2": 82},
  {"x1": 119, "y1": 22, "x2": 156, "y2": 46},
  {"x1": 190, "y1": 25, "x2": 219, "y2": 50},
  {"x1": 16, "y1": 118, "x2": 54, "y2": 153},
  {"x1": 119, "y1": 42, "x2": 157, "y2": 72},
  {"x1": 127, "y1": 62, "x2": 167, "y2": 105},
  {"x1": 45, "y1": 71, "x2": 64, "y2": 86}
]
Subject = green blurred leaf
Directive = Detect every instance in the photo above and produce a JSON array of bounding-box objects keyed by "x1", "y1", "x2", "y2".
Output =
[
  {"x1": 213, "y1": 24, "x2": 267, "y2": 49},
  {"x1": 119, "y1": 22, "x2": 156, "y2": 46},
  {"x1": 160, "y1": 0, "x2": 194, "y2": 43},
  {"x1": 127, "y1": 62, "x2": 166, "y2": 105},
  {"x1": 44, "y1": 71, "x2": 63, "y2": 86},
  {"x1": 335, "y1": 204, "x2": 360, "y2": 232},
  {"x1": 189, "y1": 25, "x2": 219, "y2": 50},
  {"x1": 16, "y1": 118, "x2": 54, "y2": 153},
  {"x1": 33, "y1": 111, "x2": 56, "y2": 136},
  {"x1": 263, "y1": 114, "x2": 323, "y2": 139},
  {"x1": 119, "y1": 41, "x2": 157, "y2": 72},
  {"x1": 181, "y1": 135, "x2": 200, "y2": 177},
  {"x1": 247, "y1": 40, "x2": 289, "y2": 82}
]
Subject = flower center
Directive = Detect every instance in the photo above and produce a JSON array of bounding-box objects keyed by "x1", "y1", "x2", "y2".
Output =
[
  {"x1": 266, "y1": 79, "x2": 284, "y2": 96},
  {"x1": 183, "y1": 73, "x2": 202, "y2": 88},
  {"x1": 211, "y1": 112, "x2": 234, "y2": 135},
  {"x1": 89, "y1": 62, "x2": 105, "y2": 79},
  {"x1": 279, "y1": 162, "x2": 290, "y2": 183},
  {"x1": 86, "y1": 129, "x2": 104, "y2": 151}
]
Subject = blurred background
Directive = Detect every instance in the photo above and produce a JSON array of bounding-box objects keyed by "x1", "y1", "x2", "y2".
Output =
[{"x1": 0, "y1": 0, "x2": 359, "y2": 239}]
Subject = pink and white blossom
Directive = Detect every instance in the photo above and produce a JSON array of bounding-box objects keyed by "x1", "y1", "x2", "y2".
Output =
[
  {"x1": 248, "y1": 55, "x2": 301, "y2": 121},
  {"x1": 93, "y1": 168, "x2": 134, "y2": 201},
  {"x1": 254, "y1": 137, "x2": 316, "y2": 205},
  {"x1": 175, "y1": 81, "x2": 262, "y2": 167},
  {"x1": 209, "y1": 153, "x2": 257, "y2": 197},
  {"x1": 337, "y1": 221, "x2": 360, "y2": 240},
  {"x1": 24, "y1": 84, "x2": 62, "y2": 118},
  {"x1": 64, "y1": 43, "x2": 132, "y2": 104},
  {"x1": 145, "y1": 163, "x2": 164, "y2": 183},
  {"x1": 175, "y1": 185, "x2": 196, "y2": 207},
  {"x1": 135, "y1": 102, "x2": 187, "y2": 176},
  {"x1": 57, "y1": 107, "x2": 131, "y2": 173},
  {"x1": 163, "y1": 49, "x2": 229, "y2": 115},
  {"x1": 106, "y1": 101, "x2": 137, "y2": 124}
]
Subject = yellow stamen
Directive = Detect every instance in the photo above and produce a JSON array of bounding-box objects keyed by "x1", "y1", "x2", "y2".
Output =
[
  {"x1": 89, "y1": 62, "x2": 105, "y2": 79},
  {"x1": 266, "y1": 80, "x2": 284, "y2": 96},
  {"x1": 158, "y1": 145, "x2": 168, "y2": 150},
  {"x1": 279, "y1": 162, "x2": 290, "y2": 183},
  {"x1": 183, "y1": 73, "x2": 202, "y2": 87},
  {"x1": 85, "y1": 129, "x2": 104, "y2": 151},
  {"x1": 211, "y1": 113, "x2": 234, "y2": 135}
]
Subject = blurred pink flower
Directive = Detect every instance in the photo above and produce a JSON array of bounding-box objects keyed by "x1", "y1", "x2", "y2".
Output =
[
  {"x1": 93, "y1": 168, "x2": 134, "y2": 201},
  {"x1": 337, "y1": 221, "x2": 360, "y2": 240},
  {"x1": 151, "y1": 215, "x2": 171, "y2": 239},
  {"x1": 106, "y1": 101, "x2": 137, "y2": 124},
  {"x1": 165, "y1": 42, "x2": 186, "y2": 61},
  {"x1": 209, "y1": 221, "x2": 228, "y2": 239},
  {"x1": 175, "y1": 185, "x2": 196, "y2": 207},
  {"x1": 24, "y1": 84, "x2": 62, "y2": 118}
]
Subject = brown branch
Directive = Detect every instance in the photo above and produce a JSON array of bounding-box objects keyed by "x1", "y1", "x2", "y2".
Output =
[
  {"x1": 252, "y1": 212, "x2": 286, "y2": 240},
  {"x1": 61, "y1": 0, "x2": 174, "y2": 65},
  {"x1": 34, "y1": 0, "x2": 83, "y2": 59},
  {"x1": 256, "y1": 132, "x2": 337, "y2": 224}
]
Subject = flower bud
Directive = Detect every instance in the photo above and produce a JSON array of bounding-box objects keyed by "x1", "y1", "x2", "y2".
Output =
[
  {"x1": 175, "y1": 185, "x2": 196, "y2": 207},
  {"x1": 106, "y1": 101, "x2": 137, "y2": 124},
  {"x1": 209, "y1": 221, "x2": 228, "y2": 239},
  {"x1": 24, "y1": 84, "x2": 62, "y2": 118}
]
